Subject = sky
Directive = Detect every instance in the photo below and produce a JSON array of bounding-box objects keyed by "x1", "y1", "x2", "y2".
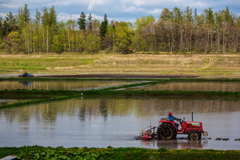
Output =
[{"x1": 0, "y1": 0, "x2": 240, "y2": 23}]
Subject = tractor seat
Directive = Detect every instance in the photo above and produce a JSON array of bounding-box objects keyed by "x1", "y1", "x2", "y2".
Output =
[{"x1": 175, "y1": 123, "x2": 180, "y2": 130}]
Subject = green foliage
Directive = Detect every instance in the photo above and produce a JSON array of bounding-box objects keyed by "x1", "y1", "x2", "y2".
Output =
[
  {"x1": 16, "y1": 149, "x2": 101, "y2": 160},
  {"x1": 88, "y1": 13, "x2": 92, "y2": 30},
  {"x1": 160, "y1": 8, "x2": 173, "y2": 21},
  {"x1": 49, "y1": 6, "x2": 57, "y2": 27},
  {"x1": 1, "y1": 146, "x2": 240, "y2": 160},
  {"x1": 204, "y1": 8, "x2": 214, "y2": 26},
  {"x1": 114, "y1": 22, "x2": 133, "y2": 53},
  {"x1": 100, "y1": 14, "x2": 108, "y2": 39},
  {"x1": 4, "y1": 31, "x2": 21, "y2": 53},
  {"x1": 132, "y1": 15, "x2": 155, "y2": 52},
  {"x1": 0, "y1": 4, "x2": 240, "y2": 54},
  {"x1": 85, "y1": 33, "x2": 101, "y2": 53},
  {"x1": 78, "y1": 12, "x2": 86, "y2": 30},
  {"x1": 52, "y1": 35, "x2": 64, "y2": 53},
  {"x1": 17, "y1": 4, "x2": 30, "y2": 27},
  {"x1": 41, "y1": 7, "x2": 49, "y2": 27}
]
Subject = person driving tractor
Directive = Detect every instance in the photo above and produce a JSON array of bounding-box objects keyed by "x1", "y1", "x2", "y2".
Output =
[
  {"x1": 168, "y1": 112, "x2": 181, "y2": 129},
  {"x1": 168, "y1": 112, "x2": 180, "y2": 121}
]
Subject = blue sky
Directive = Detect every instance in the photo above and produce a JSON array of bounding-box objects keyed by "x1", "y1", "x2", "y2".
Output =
[{"x1": 0, "y1": 0, "x2": 239, "y2": 23}]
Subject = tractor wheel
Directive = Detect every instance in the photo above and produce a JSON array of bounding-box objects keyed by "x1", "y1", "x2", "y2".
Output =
[
  {"x1": 157, "y1": 123, "x2": 176, "y2": 140},
  {"x1": 189, "y1": 131, "x2": 200, "y2": 140}
]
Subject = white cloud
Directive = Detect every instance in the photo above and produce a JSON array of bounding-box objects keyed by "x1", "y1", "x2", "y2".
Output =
[
  {"x1": 132, "y1": 0, "x2": 146, "y2": 6},
  {"x1": 57, "y1": 12, "x2": 136, "y2": 23},
  {"x1": 121, "y1": 0, "x2": 166, "y2": 7},
  {"x1": 87, "y1": 0, "x2": 112, "y2": 10},
  {"x1": 123, "y1": 6, "x2": 147, "y2": 13},
  {"x1": 123, "y1": 6, "x2": 162, "y2": 15},
  {"x1": 48, "y1": 0, "x2": 89, "y2": 7},
  {"x1": 188, "y1": 1, "x2": 208, "y2": 8},
  {"x1": 0, "y1": 3, "x2": 20, "y2": 8},
  {"x1": 58, "y1": 13, "x2": 104, "y2": 22},
  {"x1": 148, "y1": 9, "x2": 162, "y2": 14}
]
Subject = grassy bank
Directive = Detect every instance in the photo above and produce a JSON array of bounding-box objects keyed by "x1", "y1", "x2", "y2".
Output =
[
  {"x1": 0, "y1": 90, "x2": 81, "y2": 99},
  {"x1": 0, "y1": 53, "x2": 239, "y2": 78},
  {"x1": 1, "y1": 89, "x2": 239, "y2": 100},
  {"x1": 0, "y1": 146, "x2": 240, "y2": 160}
]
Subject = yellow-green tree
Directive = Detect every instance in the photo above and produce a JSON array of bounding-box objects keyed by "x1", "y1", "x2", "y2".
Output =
[
  {"x1": 132, "y1": 15, "x2": 156, "y2": 52},
  {"x1": 114, "y1": 22, "x2": 133, "y2": 53},
  {"x1": 85, "y1": 33, "x2": 100, "y2": 53},
  {"x1": 4, "y1": 31, "x2": 21, "y2": 53}
]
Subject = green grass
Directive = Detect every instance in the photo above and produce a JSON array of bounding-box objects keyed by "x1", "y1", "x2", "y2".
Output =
[{"x1": 1, "y1": 146, "x2": 240, "y2": 160}]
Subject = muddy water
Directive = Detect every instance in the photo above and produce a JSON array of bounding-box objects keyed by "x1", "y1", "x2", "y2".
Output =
[
  {"x1": 0, "y1": 98, "x2": 240, "y2": 150},
  {"x1": 128, "y1": 81, "x2": 240, "y2": 92},
  {"x1": 0, "y1": 80, "x2": 132, "y2": 90}
]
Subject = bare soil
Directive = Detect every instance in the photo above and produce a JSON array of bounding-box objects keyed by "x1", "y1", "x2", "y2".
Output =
[{"x1": 39, "y1": 74, "x2": 197, "y2": 79}]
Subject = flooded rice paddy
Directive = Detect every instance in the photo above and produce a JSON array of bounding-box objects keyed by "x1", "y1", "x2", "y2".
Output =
[
  {"x1": 127, "y1": 81, "x2": 240, "y2": 92},
  {"x1": 0, "y1": 80, "x2": 133, "y2": 90},
  {"x1": 0, "y1": 98, "x2": 240, "y2": 150}
]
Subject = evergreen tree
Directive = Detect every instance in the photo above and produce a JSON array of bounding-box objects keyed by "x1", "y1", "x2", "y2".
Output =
[
  {"x1": 160, "y1": 8, "x2": 173, "y2": 21},
  {"x1": 17, "y1": 7, "x2": 24, "y2": 27},
  {"x1": 23, "y1": 4, "x2": 30, "y2": 24},
  {"x1": 172, "y1": 7, "x2": 183, "y2": 24},
  {"x1": 88, "y1": 13, "x2": 92, "y2": 30},
  {"x1": 77, "y1": 12, "x2": 86, "y2": 30},
  {"x1": 204, "y1": 8, "x2": 214, "y2": 26},
  {"x1": 224, "y1": 6, "x2": 230, "y2": 22},
  {"x1": 4, "y1": 12, "x2": 17, "y2": 35},
  {"x1": 35, "y1": 9, "x2": 41, "y2": 24},
  {"x1": 100, "y1": 14, "x2": 108, "y2": 38},
  {"x1": 49, "y1": 6, "x2": 57, "y2": 27},
  {"x1": 41, "y1": 7, "x2": 49, "y2": 26},
  {"x1": 184, "y1": 6, "x2": 193, "y2": 23}
]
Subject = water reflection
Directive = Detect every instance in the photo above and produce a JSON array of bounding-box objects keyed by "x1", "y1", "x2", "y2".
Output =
[
  {"x1": 128, "y1": 82, "x2": 240, "y2": 92},
  {"x1": 0, "y1": 80, "x2": 132, "y2": 90},
  {"x1": 139, "y1": 139, "x2": 208, "y2": 149},
  {"x1": 0, "y1": 98, "x2": 240, "y2": 149},
  {"x1": 18, "y1": 81, "x2": 33, "y2": 87},
  {"x1": 0, "y1": 99, "x2": 26, "y2": 106}
]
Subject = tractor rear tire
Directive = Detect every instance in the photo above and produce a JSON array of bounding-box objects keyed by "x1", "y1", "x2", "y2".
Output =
[
  {"x1": 189, "y1": 131, "x2": 201, "y2": 140},
  {"x1": 157, "y1": 123, "x2": 176, "y2": 140}
]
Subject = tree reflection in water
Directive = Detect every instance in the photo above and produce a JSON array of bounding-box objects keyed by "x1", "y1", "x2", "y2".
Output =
[{"x1": 0, "y1": 98, "x2": 240, "y2": 149}]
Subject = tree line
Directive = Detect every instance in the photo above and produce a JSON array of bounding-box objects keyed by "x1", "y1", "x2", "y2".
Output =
[{"x1": 0, "y1": 4, "x2": 239, "y2": 54}]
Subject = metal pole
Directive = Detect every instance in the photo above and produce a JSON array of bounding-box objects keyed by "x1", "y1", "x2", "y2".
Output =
[{"x1": 192, "y1": 112, "x2": 193, "y2": 121}]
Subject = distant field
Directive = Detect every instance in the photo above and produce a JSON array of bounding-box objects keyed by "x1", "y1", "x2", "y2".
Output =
[{"x1": 0, "y1": 53, "x2": 239, "y2": 78}]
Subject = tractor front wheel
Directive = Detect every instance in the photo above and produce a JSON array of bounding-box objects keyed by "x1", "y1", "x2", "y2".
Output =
[
  {"x1": 157, "y1": 123, "x2": 176, "y2": 140},
  {"x1": 189, "y1": 131, "x2": 201, "y2": 140}
]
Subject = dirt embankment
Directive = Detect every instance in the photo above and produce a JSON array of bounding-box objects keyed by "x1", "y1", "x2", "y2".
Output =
[{"x1": 39, "y1": 74, "x2": 197, "y2": 79}]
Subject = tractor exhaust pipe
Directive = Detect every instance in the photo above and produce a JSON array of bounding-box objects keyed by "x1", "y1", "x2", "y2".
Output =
[{"x1": 192, "y1": 112, "x2": 193, "y2": 121}]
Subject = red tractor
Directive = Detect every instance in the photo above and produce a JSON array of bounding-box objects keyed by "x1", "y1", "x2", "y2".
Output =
[
  {"x1": 140, "y1": 115, "x2": 208, "y2": 140},
  {"x1": 157, "y1": 118, "x2": 208, "y2": 140}
]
